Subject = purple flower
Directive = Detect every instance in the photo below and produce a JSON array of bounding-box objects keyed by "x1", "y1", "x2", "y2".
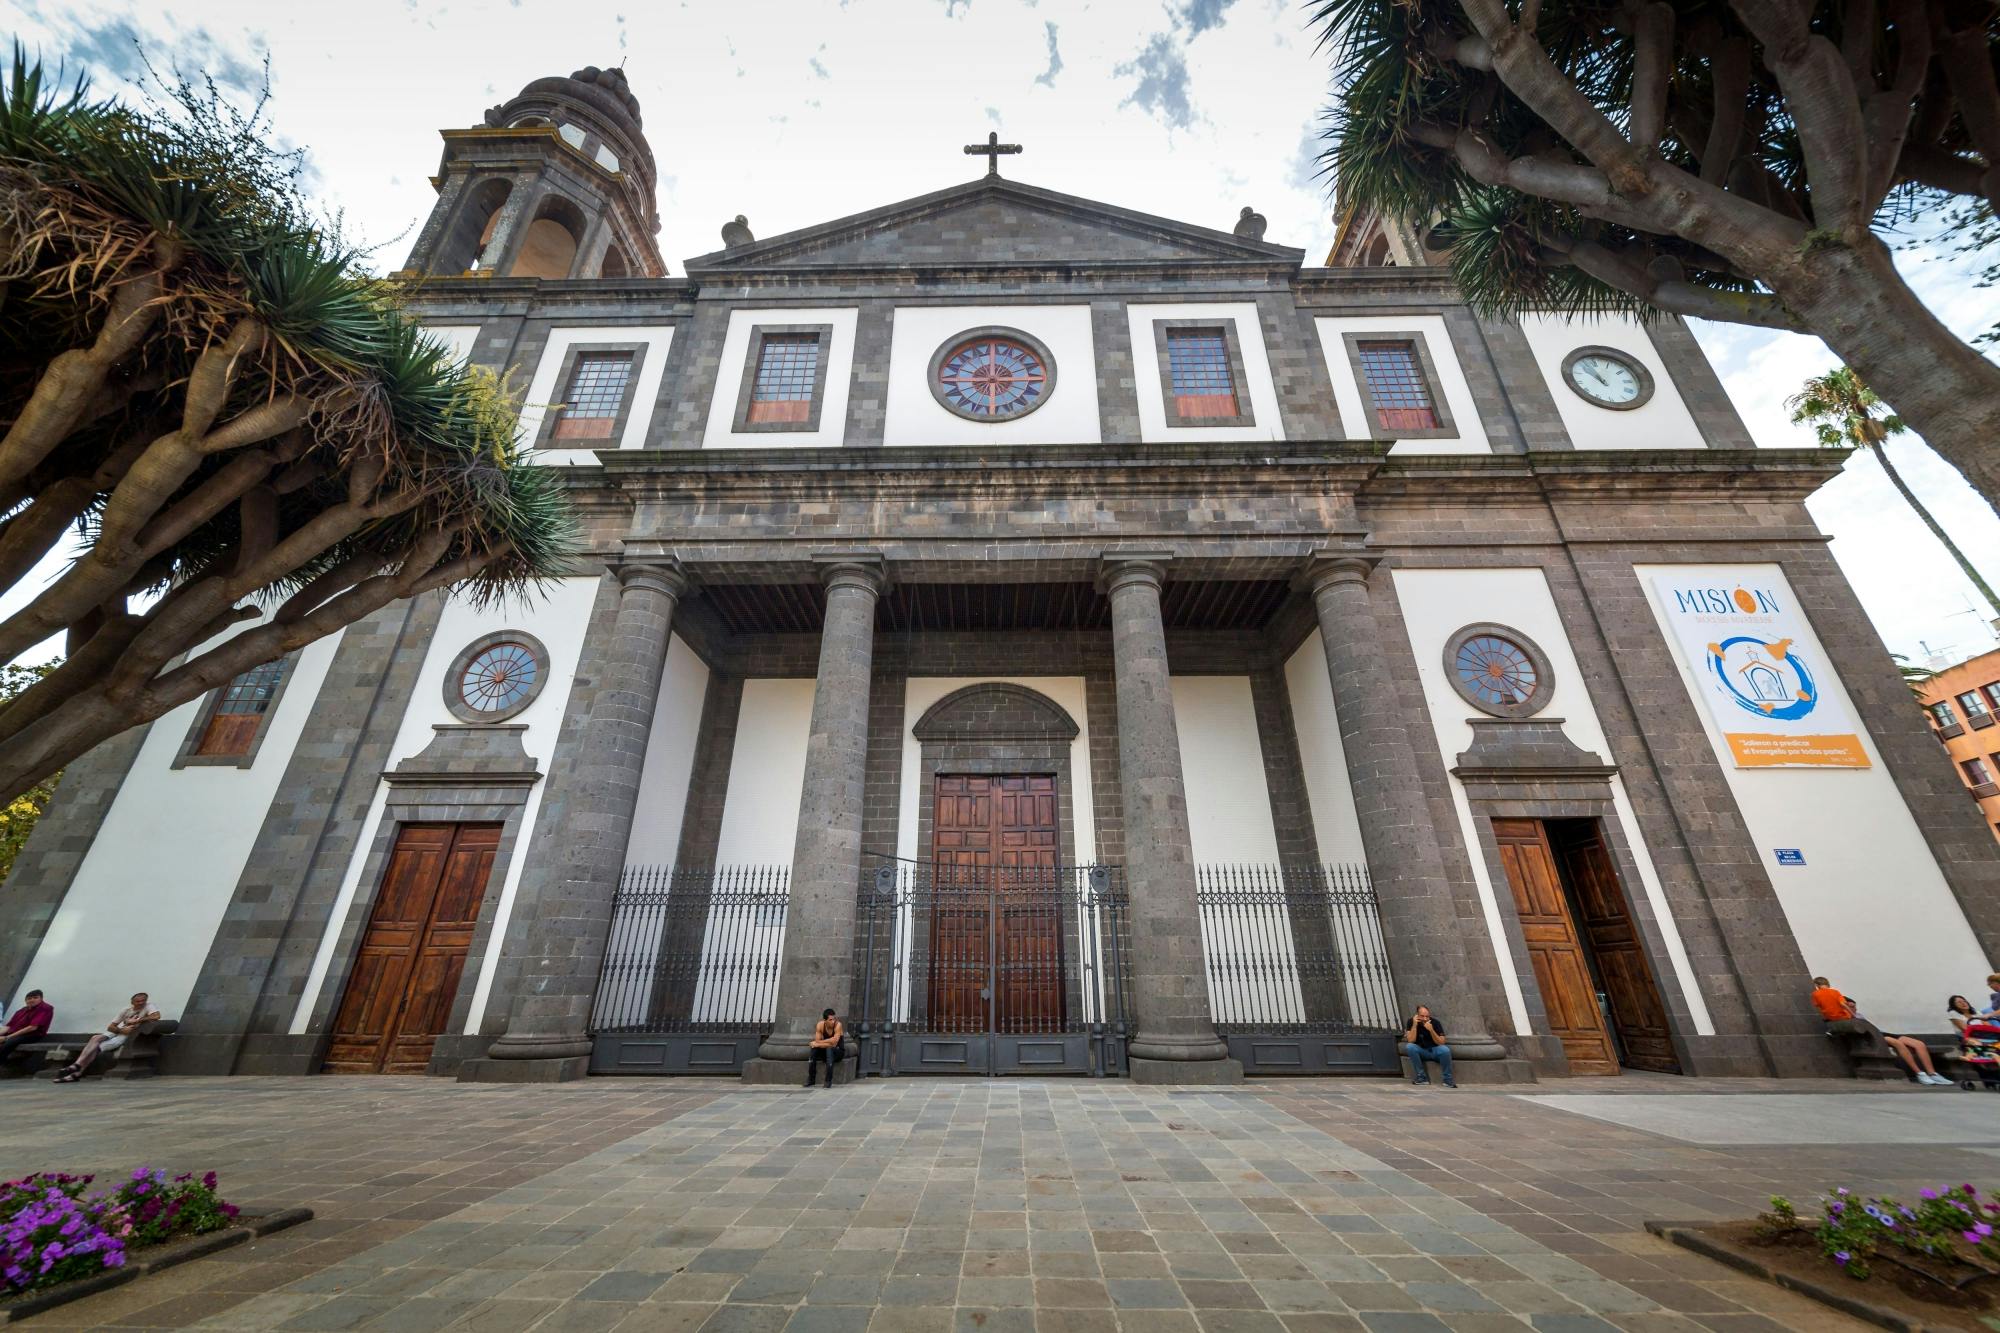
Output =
[
  {"x1": 1922, "y1": 1188, "x2": 1939, "y2": 1200},
  {"x1": 1835, "y1": 1251, "x2": 1851, "y2": 1265},
  {"x1": 1977, "y1": 1222, "x2": 1994, "y2": 1239},
  {"x1": 201, "y1": 1172, "x2": 217, "y2": 1190}
]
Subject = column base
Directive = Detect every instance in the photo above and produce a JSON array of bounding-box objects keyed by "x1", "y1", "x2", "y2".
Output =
[
  {"x1": 1129, "y1": 1056, "x2": 1244, "y2": 1085},
  {"x1": 456, "y1": 1055, "x2": 589, "y2": 1084},
  {"x1": 741, "y1": 1056, "x2": 809, "y2": 1085},
  {"x1": 1444, "y1": 1057, "x2": 1537, "y2": 1085}
]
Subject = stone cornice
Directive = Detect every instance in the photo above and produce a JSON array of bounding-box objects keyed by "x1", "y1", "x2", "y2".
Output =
[
  {"x1": 577, "y1": 442, "x2": 1849, "y2": 506},
  {"x1": 592, "y1": 441, "x2": 1388, "y2": 501}
]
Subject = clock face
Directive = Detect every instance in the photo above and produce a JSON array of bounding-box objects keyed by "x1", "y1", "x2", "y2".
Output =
[{"x1": 1567, "y1": 352, "x2": 1645, "y2": 406}]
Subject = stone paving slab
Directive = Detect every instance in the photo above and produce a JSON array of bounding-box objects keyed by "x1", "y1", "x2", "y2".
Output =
[
  {"x1": 1516, "y1": 1091, "x2": 2000, "y2": 1145},
  {"x1": 8, "y1": 1078, "x2": 1987, "y2": 1330}
]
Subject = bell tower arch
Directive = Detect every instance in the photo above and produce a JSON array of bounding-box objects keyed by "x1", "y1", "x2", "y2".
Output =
[{"x1": 402, "y1": 65, "x2": 665, "y2": 280}]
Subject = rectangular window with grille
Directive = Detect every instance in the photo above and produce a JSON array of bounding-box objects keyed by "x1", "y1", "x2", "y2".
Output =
[
  {"x1": 1964, "y1": 756, "x2": 1995, "y2": 787},
  {"x1": 746, "y1": 333, "x2": 822, "y2": 424},
  {"x1": 1931, "y1": 700, "x2": 1959, "y2": 728},
  {"x1": 195, "y1": 658, "x2": 290, "y2": 758},
  {"x1": 1165, "y1": 328, "x2": 1238, "y2": 419},
  {"x1": 1960, "y1": 690, "x2": 1992, "y2": 717},
  {"x1": 553, "y1": 351, "x2": 635, "y2": 440},
  {"x1": 1355, "y1": 340, "x2": 1440, "y2": 431}
]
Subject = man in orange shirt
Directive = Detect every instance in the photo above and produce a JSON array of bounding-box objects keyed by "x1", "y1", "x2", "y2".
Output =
[{"x1": 1810, "y1": 977, "x2": 1953, "y2": 1086}]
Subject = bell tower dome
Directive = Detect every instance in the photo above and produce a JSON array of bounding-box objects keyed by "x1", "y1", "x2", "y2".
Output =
[{"x1": 403, "y1": 65, "x2": 665, "y2": 280}]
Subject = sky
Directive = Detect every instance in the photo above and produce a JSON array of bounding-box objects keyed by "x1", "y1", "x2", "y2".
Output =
[{"x1": 4, "y1": 0, "x2": 1999, "y2": 668}]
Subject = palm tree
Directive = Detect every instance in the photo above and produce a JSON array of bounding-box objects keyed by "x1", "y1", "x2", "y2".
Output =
[{"x1": 1787, "y1": 368, "x2": 2000, "y2": 620}]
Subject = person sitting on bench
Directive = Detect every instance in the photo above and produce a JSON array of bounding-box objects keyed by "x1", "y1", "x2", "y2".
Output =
[
  {"x1": 1811, "y1": 977, "x2": 1952, "y2": 1086},
  {"x1": 0, "y1": 990, "x2": 52, "y2": 1063},
  {"x1": 53, "y1": 992, "x2": 160, "y2": 1083}
]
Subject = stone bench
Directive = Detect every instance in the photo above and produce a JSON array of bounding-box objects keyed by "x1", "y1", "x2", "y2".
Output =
[
  {"x1": 1823, "y1": 1019, "x2": 1923, "y2": 1081},
  {"x1": 10, "y1": 1020, "x2": 181, "y2": 1081}
]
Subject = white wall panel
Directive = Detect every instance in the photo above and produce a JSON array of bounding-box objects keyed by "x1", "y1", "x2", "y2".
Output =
[
  {"x1": 1314, "y1": 314, "x2": 1491, "y2": 455},
  {"x1": 22, "y1": 625, "x2": 344, "y2": 1028},
  {"x1": 624, "y1": 637, "x2": 711, "y2": 866},
  {"x1": 713, "y1": 679, "x2": 816, "y2": 866},
  {"x1": 1393, "y1": 566, "x2": 1715, "y2": 1037},
  {"x1": 1638, "y1": 563, "x2": 1988, "y2": 1034},
  {"x1": 1284, "y1": 632, "x2": 1367, "y2": 866},
  {"x1": 1518, "y1": 313, "x2": 1706, "y2": 450},
  {"x1": 883, "y1": 306, "x2": 1100, "y2": 447},
  {"x1": 897, "y1": 678, "x2": 1095, "y2": 864},
  {"x1": 701, "y1": 307, "x2": 860, "y2": 450},
  {"x1": 516, "y1": 324, "x2": 675, "y2": 466},
  {"x1": 1170, "y1": 676, "x2": 1280, "y2": 863},
  {"x1": 290, "y1": 577, "x2": 602, "y2": 1034},
  {"x1": 1125, "y1": 303, "x2": 1285, "y2": 444}
]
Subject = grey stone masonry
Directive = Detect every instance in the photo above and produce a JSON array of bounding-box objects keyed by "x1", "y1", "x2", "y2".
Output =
[
  {"x1": 474, "y1": 550, "x2": 689, "y2": 1080},
  {"x1": 1100, "y1": 555, "x2": 1240, "y2": 1083},
  {"x1": 745, "y1": 555, "x2": 886, "y2": 1077},
  {"x1": 1303, "y1": 549, "x2": 1514, "y2": 1072}
]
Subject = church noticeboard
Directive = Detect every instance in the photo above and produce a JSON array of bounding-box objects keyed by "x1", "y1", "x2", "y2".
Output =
[{"x1": 1649, "y1": 572, "x2": 1871, "y2": 769}]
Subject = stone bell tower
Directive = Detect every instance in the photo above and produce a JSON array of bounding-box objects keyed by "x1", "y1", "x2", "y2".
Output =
[{"x1": 402, "y1": 65, "x2": 665, "y2": 280}]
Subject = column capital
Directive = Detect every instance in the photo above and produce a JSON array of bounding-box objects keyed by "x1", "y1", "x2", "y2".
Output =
[
  {"x1": 1097, "y1": 550, "x2": 1174, "y2": 596},
  {"x1": 612, "y1": 553, "x2": 690, "y2": 600},
  {"x1": 812, "y1": 551, "x2": 889, "y2": 597},
  {"x1": 1298, "y1": 546, "x2": 1383, "y2": 597}
]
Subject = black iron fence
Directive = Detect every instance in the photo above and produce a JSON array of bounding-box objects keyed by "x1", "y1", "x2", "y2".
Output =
[
  {"x1": 1195, "y1": 863, "x2": 1401, "y2": 1035},
  {"x1": 591, "y1": 864, "x2": 789, "y2": 1034},
  {"x1": 855, "y1": 860, "x2": 1130, "y2": 1076}
]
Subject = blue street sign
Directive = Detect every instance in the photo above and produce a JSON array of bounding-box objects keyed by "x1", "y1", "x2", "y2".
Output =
[{"x1": 1774, "y1": 849, "x2": 1805, "y2": 866}]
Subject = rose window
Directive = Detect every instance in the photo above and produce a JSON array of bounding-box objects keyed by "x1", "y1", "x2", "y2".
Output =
[
  {"x1": 934, "y1": 335, "x2": 1051, "y2": 420},
  {"x1": 458, "y1": 641, "x2": 540, "y2": 714},
  {"x1": 1452, "y1": 634, "x2": 1538, "y2": 710}
]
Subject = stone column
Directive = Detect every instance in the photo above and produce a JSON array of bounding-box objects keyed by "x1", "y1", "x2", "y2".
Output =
[
  {"x1": 1099, "y1": 555, "x2": 1242, "y2": 1084},
  {"x1": 1303, "y1": 549, "x2": 1510, "y2": 1067},
  {"x1": 744, "y1": 555, "x2": 886, "y2": 1082},
  {"x1": 469, "y1": 552, "x2": 688, "y2": 1082}
]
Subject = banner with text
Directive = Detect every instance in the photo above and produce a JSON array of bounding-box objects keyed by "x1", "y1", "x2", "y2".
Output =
[{"x1": 1649, "y1": 573, "x2": 1870, "y2": 769}]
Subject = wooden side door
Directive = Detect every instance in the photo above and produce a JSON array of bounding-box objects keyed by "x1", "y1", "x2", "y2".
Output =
[
  {"x1": 325, "y1": 823, "x2": 499, "y2": 1074},
  {"x1": 992, "y1": 774, "x2": 1064, "y2": 1033},
  {"x1": 929, "y1": 775, "x2": 994, "y2": 1033},
  {"x1": 1492, "y1": 818, "x2": 1620, "y2": 1076},
  {"x1": 1557, "y1": 824, "x2": 1681, "y2": 1073}
]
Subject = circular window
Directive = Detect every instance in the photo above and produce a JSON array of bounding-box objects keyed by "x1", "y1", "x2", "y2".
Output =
[
  {"x1": 443, "y1": 632, "x2": 550, "y2": 724},
  {"x1": 1443, "y1": 624, "x2": 1556, "y2": 718},
  {"x1": 927, "y1": 327, "x2": 1057, "y2": 421}
]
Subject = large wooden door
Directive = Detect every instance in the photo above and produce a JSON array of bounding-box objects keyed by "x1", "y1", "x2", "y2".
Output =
[
  {"x1": 929, "y1": 774, "x2": 1064, "y2": 1033},
  {"x1": 1492, "y1": 818, "x2": 1620, "y2": 1076},
  {"x1": 325, "y1": 822, "x2": 500, "y2": 1074},
  {"x1": 1554, "y1": 822, "x2": 1681, "y2": 1073}
]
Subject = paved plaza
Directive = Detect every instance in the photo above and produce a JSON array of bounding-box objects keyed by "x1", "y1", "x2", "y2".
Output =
[{"x1": 3, "y1": 1077, "x2": 1995, "y2": 1330}]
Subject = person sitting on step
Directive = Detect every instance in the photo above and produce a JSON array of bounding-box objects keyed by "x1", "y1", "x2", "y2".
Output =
[
  {"x1": 806, "y1": 1008, "x2": 844, "y2": 1088},
  {"x1": 0, "y1": 989, "x2": 52, "y2": 1064},
  {"x1": 1810, "y1": 977, "x2": 1952, "y2": 1086},
  {"x1": 1402, "y1": 1005, "x2": 1456, "y2": 1088},
  {"x1": 53, "y1": 992, "x2": 160, "y2": 1083}
]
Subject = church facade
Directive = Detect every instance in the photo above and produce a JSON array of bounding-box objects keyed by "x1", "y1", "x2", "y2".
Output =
[{"x1": 7, "y1": 66, "x2": 1998, "y2": 1084}]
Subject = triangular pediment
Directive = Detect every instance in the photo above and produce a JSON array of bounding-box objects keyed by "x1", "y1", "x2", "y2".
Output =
[{"x1": 682, "y1": 177, "x2": 1303, "y2": 273}]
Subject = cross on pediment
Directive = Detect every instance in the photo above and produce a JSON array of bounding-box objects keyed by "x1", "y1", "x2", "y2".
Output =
[{"x1": 964, "y1": 130, "x2": 1022, "y2": 178}]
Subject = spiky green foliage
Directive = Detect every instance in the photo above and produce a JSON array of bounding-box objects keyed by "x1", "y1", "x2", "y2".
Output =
[
  {"x1": 0, "y1": 47, "x2": 578, "y2": 799},
  {"x1": 0, "y1": 46, "x2": 575, "y2": 605}
]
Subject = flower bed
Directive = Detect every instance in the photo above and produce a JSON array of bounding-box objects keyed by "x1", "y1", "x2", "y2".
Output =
[
  {"x1": 0, "y1": 1169, "x2": 238, "y2": 1298},
  {"x1": 1663, "y1": 1183, "x2": 2000, "y2": 1327}
]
